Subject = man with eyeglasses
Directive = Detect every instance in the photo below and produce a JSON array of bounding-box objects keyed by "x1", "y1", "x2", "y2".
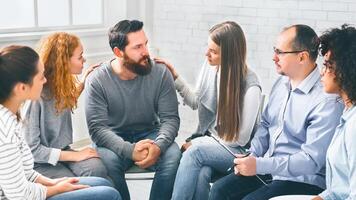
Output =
[{"x1": 209, "y1": 24, "x2": 344, "y2": 200}]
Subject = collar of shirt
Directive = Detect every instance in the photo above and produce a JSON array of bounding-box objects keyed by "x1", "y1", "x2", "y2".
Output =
[
  {"x1": 282, "y1": 66, "x2": 320, "y2": 94},
  {"x1": 0, "y1": 104, "x2": 17, "y2": 123},
  {"x1": 340, "y1": 105, "x2": 356, "y2": 125}
]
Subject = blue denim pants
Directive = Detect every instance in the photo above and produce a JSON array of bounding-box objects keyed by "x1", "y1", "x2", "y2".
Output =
[
  {"x1": 47, "y1": 177, "x2": 121, "y2": 200},
  {"x1": 171, "y1": 136, "x2": 247, "y2": 200},
  {"x1": 97, "y1": 130, "x2": 181, "y2": 200}
]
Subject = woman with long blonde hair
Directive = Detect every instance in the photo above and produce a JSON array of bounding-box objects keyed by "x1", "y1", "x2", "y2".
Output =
[
  {"x1": 24, "y1": 32, "x2": 107, "y2": 180},
  {"x1": 156, "y1": 21, "x2": 262, "y2": 200}
]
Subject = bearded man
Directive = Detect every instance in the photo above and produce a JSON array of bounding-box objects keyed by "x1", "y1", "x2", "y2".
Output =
[{"x1": 85, "y1": 20, "x2": 181, "y2": 200}]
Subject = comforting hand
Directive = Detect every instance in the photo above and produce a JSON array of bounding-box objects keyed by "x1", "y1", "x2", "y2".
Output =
[
  {"x1": 234, "y1": 154, "x2": 257, "y2": 176},
  {"x1": 154, "y1": 57, "x2": 178, "y2": 80},
  {"x1": 135, "y1": 143, "x2": 161, "y2": 169},
  {"x1": 132, "y1": 139, "x2": 153, "y2": 162},
  {"x1": 77, "y1": 62, "x2": 101, "y2": 94},
  {"x1": 74, "y1": 147, "x2": 100, "y2": 162},
  {"x1": 311, "y1": 196, "x2": 323, "y2": 200},
  {"x1": 81, "y1": 63, "x2": 101, "y2": 83},
  {"x1": 180, "y1": 141, "x2": 192, "y2": 152}
]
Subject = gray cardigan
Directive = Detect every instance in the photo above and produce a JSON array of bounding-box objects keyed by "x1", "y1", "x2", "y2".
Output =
[
  {"x1": 24, "y1": 89, "x2": 73, "y2": 166},
  {"x1": 175, "y1": 61, "x2": 261, "y2": 146}
]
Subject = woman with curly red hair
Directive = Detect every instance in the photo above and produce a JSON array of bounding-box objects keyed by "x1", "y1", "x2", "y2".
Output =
[{"x1": 24, "y1": 32, "x2": 108, "y2": 180}]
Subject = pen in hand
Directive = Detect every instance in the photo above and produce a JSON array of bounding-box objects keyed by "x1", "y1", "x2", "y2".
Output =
[{"x1": 227, "y1": 152, "x2": 251, "y2": 172}]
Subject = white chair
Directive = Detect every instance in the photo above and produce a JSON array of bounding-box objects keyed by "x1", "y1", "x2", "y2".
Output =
[{"x1": 269, "y1": 195, "x2": 315, "y2": 200}]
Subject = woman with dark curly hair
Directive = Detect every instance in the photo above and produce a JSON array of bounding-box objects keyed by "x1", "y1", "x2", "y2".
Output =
[{"x1": 312, "y1": 24, "x2": 356, "y2": 200}]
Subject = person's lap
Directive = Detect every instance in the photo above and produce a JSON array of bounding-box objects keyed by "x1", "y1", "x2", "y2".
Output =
[
  {"x1": 209, "y1": 172, "x2": 268, "y2": 200},
  {"x1": 242, "y1": 180, "x2": 323, "y2": 200},
  {"x1": 97, "y1": 130, "x2": 181, "y2": 200},
  {"x1": 210, "y1": 173, "x2": 322, "y2": 200},
  {"x1": 34, "y1": 162, "x2": 75, "y2": 178},
  {"x1": 34, "y1": 157, "x2": 108, "y2": 179},
  {"x1": 47, "y1": 177, "x2": 121, "y2": 200}
]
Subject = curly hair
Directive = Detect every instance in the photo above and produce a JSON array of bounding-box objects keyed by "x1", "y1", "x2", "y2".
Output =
[
  {"x1": 320, "y1": 24, "x2": 356, "y2": 104},
  {"x1": 38, "y1": 32, "x2": 80, "y2": 112}
]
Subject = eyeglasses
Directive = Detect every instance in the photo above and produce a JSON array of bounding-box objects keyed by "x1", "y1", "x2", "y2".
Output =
[
  {"x1": 273, "y1": 47, "x2": 307, "y2": 55},
  {"x1": 321, "y1": 60, "x2": 335, "y2": 74}
]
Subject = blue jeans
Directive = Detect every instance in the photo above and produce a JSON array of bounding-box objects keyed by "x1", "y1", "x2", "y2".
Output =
[
  {"x1": 48, "y1": 177, "x2": 121, "y2": 200},
  {"x1": 209, "y1": 173, "x2": 322, "y2": 200},
  {"x1": 97, "y1": 130, "x2": 181, "y2": 200},
  {"x1": 172, "y1": 136, "x2": 246, "y2": 200}
]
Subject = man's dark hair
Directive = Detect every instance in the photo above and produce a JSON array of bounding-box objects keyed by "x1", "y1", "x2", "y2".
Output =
[
  {"x1": 108, "y1": 20, "x2": 144, "y2": 51},
  {"x1": 320, "y1": 24, "x2": 356, "y2": 104},
  {"x1": 285, "y1": 24, "x2": 320, "y2": 62}
]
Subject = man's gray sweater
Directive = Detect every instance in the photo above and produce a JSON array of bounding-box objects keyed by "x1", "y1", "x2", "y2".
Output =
[{"x1": 85, "y1": 60, "x2": 180, "y2": 160}]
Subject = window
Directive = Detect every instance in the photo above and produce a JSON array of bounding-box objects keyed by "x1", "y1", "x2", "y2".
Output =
[{"x1": 0, "y1": 0, "x2": 103, "y2": 33}]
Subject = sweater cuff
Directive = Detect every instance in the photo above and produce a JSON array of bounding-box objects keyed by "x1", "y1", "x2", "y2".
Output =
[
  {"x1": 48, "y1": 148, "x2": 61, "y2": 166},
  {"x1": 256, "y1": 157, "x2": 274, "y2": 175},
  {"x1": 122, "y1": 142, "x2": 135, "y2": 160},
  {"x1": 154, "y1": 138, "x2": 168, "y2": 153},
  {"x1": 30, "y1": 170, "x2": 42, "y2": 182},
  {"x1": 174, "y1": 76, "x2": 185, "y2": 92}
]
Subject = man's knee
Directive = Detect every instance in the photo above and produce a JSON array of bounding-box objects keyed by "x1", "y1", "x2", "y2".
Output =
[
  {"x1": 160, "y1": 142, "x2": 181, "y2": 165},
  {"x1": 75, "y1": 158, "x2": 108, "y2": 178},
  {"x1": 98, "y1": 148, "x2": 120, "y2": 163},
  {"x1": 88, "y1": 158, "x2": 109, "y2": 178}
]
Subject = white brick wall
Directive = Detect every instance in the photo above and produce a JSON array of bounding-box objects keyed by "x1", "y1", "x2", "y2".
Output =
[{"x1": 151, "y1": 0, "x2": 356, "y2": 94}]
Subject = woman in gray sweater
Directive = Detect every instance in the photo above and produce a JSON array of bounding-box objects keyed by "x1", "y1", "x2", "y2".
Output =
[
  {"x1": 25, "y1": 32, "x2": 107, "y2": 180},
  {"x1": 156, "y1": 21, "x2": 262, "y2": 200}
]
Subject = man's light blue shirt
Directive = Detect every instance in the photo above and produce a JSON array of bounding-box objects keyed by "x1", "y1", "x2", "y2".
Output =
[
  {"x1": 319, "y1": 105, "x2": 356, "y2": 200},
  {"x1": 250, "y1": 67, "x2": 344, "y2": 189}
]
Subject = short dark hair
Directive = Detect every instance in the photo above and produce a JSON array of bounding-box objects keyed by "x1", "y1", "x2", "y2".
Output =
[
  {"x1": 0, "y1": 45, "x2": 39, "y2": 103},
  {"x1": 108, "y1": 20, "x2": 144, "y2": 51},
  {"x1": 320, "y1": 24, "x2": 356, "y2": 104},
  {"x1": 285, "y1": 24, "x2": 319, "y2": 62}
]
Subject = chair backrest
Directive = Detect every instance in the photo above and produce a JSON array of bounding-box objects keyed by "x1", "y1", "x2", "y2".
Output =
[{"x1": 243, "y1": 94, "x2": 266, "y2": 149}]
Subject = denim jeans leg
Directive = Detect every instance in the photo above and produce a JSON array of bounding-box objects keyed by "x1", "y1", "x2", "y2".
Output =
[
  {"x1": 77, "y1": 176, "x2": 113, "y2": 187},
  {"x1": 172, "y1": 136, "x2": 238, "y2": 200},
  {"x1": 193, "y1": 166, "x2": 213, "y2": 200},
  {"x1": 97, "y1": 147, "x2": 133, "y2": 200},
  {"x1": 134, "y1": 130, "x2": 181, "y2": 200},
  {"x1": 149, "y1": 142, "x2": 181, "y2": 200},
  {"x1": 47, "y1": 177, "x2": 122, "y2": 200}
]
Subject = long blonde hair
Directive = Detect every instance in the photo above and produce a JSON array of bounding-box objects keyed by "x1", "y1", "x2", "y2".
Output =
[
  {"x1": 211, "y1": 21, "x2": 247, "y2": 142},
  {"x1": 38, "y1": 32, "x2": 80, "y2": 112}
]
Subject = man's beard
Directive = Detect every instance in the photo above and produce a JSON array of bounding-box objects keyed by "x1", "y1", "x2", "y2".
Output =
[{"x1": 123, "y1": 54, "x2": 152, "y2": 76}]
